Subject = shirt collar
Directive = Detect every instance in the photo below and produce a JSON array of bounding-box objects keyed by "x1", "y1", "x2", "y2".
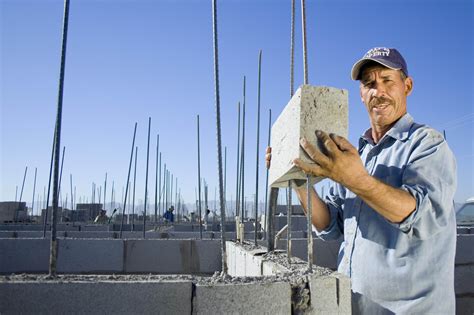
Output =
[{"x1": 359, "y1": 113, "x2": 414, "y2": 148}]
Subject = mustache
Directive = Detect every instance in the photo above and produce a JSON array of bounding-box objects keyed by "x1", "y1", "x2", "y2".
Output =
[{"x1": 369, "y1": 96, "x2": 393, "y2": 107}]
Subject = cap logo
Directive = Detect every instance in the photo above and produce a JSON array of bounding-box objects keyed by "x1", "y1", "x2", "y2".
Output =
[{"x1": 364, "y1": 47, "x2": 390, "y2": 58}]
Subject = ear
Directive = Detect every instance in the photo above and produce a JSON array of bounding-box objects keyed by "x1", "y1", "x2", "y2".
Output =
[
  {"x1": 404, "y1": 77, "x2": 413, "y2": 96},
  {"x1": 359, "y1": 83, "x2": 364, "y2": 102}
]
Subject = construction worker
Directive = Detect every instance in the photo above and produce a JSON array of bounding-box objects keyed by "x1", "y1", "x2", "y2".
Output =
[
  {"x1": 94, "y1": 210, "x2": 108, "y2": 224},
  {"x1": 267, "y1": 47, "x2": 456, "y2": 313},
  {"x1": 163, "y1": 205, "x2": 175, "y2": 223}
]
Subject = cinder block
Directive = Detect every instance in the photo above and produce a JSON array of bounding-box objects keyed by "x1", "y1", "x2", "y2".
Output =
[
  {"x1": 57, "y1": 239, "x2": 123, "y2": 273},
  {"x1": 261, "y1": 260, "x2": 290, "y2": 276},
  {"x1": 0, "y1": 238, "x2": 49, "y2": 273},
  {"x1": 455, "y1": 265, "x2": 474, "y2": 294},
  {"x1": 455, "y1": 235, "x2": 474, "y2": 264},
  {"x1": 456, "y1": 297, "x2": 474, "y2": 315},
  {"x1": 0, "y1": 280, "x2": 192, "y2": 314},
  {"x1": 269, "y1": 85, "x2": 348, "y2": 187},
  {"x1": 124, "y1": 239, "x2": 221, "y2": 274},
  {"x1": 193, "y1": 282, "x2": 291, "y2": 314},
  {"x1": 310, "y1": 272, "x2": 351, "y2": 314}
]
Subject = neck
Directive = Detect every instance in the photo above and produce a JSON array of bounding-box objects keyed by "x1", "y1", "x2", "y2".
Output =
[{"x1": 371, "y1": 123, "x2": 394, "y2": 144}]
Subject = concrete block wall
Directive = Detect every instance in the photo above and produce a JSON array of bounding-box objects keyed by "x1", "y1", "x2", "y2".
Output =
[
  {"x1": 0, "y1": 281, "x2": 192, "y2": 314},
  {"x1": 455, "y1": 234, "x2": 474, "y2": 314},
  {"x1": 0, "y1": 239, "x2": 221, "y2": 275},
  {"x1": 268, "y1": 85, "x2": 348, "y2": 187},
  {"x1": 193, "y1": 282, "x2": 292, "y2": 314}
]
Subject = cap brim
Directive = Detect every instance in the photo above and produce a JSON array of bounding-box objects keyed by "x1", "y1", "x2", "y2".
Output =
[{"x1": 350, "y1": 58, "x2": 402, "y2": 80}]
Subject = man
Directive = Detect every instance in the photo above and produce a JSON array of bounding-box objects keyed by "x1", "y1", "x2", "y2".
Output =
[
  {"x1": 276, "y1": 47, "x2": 457, "y2": 313},
  {"x1": 164, "y1": 205, "x2": 175, "y2": 223},
  {"x1": 94, "y1": 210, "x2": 108, "y2": 224}
]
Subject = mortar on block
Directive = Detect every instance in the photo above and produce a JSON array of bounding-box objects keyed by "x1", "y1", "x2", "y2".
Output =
[{"x1": 269, "y1": 85, "x2": 348, "y2": 187}]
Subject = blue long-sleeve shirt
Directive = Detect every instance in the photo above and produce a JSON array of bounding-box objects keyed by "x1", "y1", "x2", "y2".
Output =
[{"x1": 316, "y1": 113, "x2": 457, "y2": 314}]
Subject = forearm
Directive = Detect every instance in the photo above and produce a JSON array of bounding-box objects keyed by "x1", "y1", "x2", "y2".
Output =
[
  {"x1": 294, "y1": 186, "x2": 331, "y2": 231},
  {"x1": 349, "y1": 174, "x2": 416, "y2": 223}
]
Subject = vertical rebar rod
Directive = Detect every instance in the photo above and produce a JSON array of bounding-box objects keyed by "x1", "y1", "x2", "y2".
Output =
[
  {"x1": 132, "y1": 147, "x2": 137, "y2": 230},
  {"x1": 224, "y1": 146, "x2": 227, "y2": 222},
  {"x1": 103, "y1": 173, "x2": 107, "y2": 213},
  {"x1": 254, "y1": 50, "x2": 262, "y2": 245},
  {"x1": 98, "y1": 186, "x2": 102, "y2": 204},
  {"x1": 240, "y1": 76, "x2": 246, "y2": 224},
  {"x1": 267, "y1": 187, "x2": 278, "y2": 251},
  {"x1": 290, "y1": 0, "x2": 295, "y2": 96},
  {"x1": 301, "y1": 0, "x2": 308, "y2": 85},
  {"x1": 287, "y1": 181, "x2": 292, "y2": 263},
  {"x1": 58, "y1": 146, "x2": 65, "y2": 198},
  {"x1": 69, "y1": 174, "x2": 73, "y2": 210},
  {"x1": 175, "y1": 178, "x2": 178, "y2": 216},
  {"x1": 306, "y1": 174, "x2": 313, "y2": 271},
  {"x1": 212, "y1": 0, "x2": 227, "y2": 274},
  {"x1": 158, "y1": 152, "x2": 161, "y2": 220},
  {"x1": 31, "y1": 168, "x2": 37, "y2": 217},
  {"x1": 119, "y1": 122, "x2": 138, "y2": 239},
  {"x1": 163, "y1": 164, "x2": 167, "y2": 215},
  {"x1": 155, "y1": 134, "x2": 159, "y2": 223},
  {"x1": 264, "y1": 109, "x2": 272, "y2": 238},
  {"x1": 235, "y1": 102, "x2": 241, "y2": 219},
  {"x1": 170, "y1": 174, "x2": 173, "y2": 206},
  {"x1": 197, "y1": 115, "x2": 203, "y2": 239},
  {"x1": 111, "y1": 181, "x2": 115, "y2": 217},
  {"x1": 49, "y1": 0, "x2": 70, "y2": 276},
  {"x1": 143, "y1": 117, "x2": 151, "y2": 239},
  {"x1": 19, "y1": 166, "x2": 28, "y2": 204}
]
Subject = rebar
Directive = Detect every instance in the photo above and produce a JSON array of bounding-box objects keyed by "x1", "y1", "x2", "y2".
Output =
[
  {"x1": 301, "y1": 0, "x2": 309, "y2": 85},
  {"x1": 306, "y1": 174, "x2": 313, "y2": 271},
  {"x1": 212, "y1": 0, "x2": 227, "y2": 274},
  {"x1": 290, "y1": 0, "x2": 296, "y2": 96},
  {"x1": 155, "y1": 134, "x2": 159, "y2": 223},
  {"x1": 31, "y1": 168, "x2": 37, "y2": 217},
  {"x1": 287, "y1": 181, "x2": 292, "y2": 263},
  {"x1": 19, "y1": 166, "x2": 28, "y2": 205},
  {"x1": 240, "y1": 76, "x2": 246, "y2": 224},
  {"x1": 49, "y1": 0, "x2": 70, "y2": 276},
  {"x1": 264, "y1": 109, "x2": 271, "y2": 239},
  {"x1": 132, "y1": 147, "x2": 137, "y2": 230},
  {"x1": 267, "y1": 187, "x2": 278, "y2": 251},
  {"x1": 58, "y1": 146, "x2": 65, "y2": 199},
  {"x1": 103, "y1": 173, "x2": 107, "y2": 212},
  {"x1": 197, "y1": 115, "x2": 203, "y2": 239},
  {"x1": 119, "y1": 122, "x2": 138, "y2": 239},
  {"x1": 158, "y1": 152, "x2": 161, "y2": 220},
  {"x1": 235, "y1": 102, "x2": 241, "y2": 219},
  {"x1": 143, "y1": 117, "x2": 151, "y2": 239},
  {"x1": 69, "y1": 174, "x2": 73, "y2": 210},
  {"x1": 254, "y1": 50, "x2": 262, "y2": 245}
]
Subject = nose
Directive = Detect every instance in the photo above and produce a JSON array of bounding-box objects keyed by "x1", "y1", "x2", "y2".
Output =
[{"x1": 372, "y1": 82, "x2": 387, "y2": 97}]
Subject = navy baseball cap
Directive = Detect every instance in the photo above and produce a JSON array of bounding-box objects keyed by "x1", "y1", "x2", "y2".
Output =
[{"x1": 351, "y1": 47, "x2": 408, "y2": 80}]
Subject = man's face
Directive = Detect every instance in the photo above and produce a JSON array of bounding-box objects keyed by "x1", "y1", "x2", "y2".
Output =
[{"x1": 359, "y1": 65, "x2": 413, "y2": 129}]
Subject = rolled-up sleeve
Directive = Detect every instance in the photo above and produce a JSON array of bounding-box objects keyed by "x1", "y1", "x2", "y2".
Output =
[
  {"x1": 397, "y1": 130, "x2": 457, "y2": 239},
  {"x1": 314, "y1": 183, "x2": 345, "y2": 240}
]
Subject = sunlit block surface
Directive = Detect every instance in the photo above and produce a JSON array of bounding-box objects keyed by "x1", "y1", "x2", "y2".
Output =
[{"x1": 269, "y1": 85, "x2": 348, "y2": 188}]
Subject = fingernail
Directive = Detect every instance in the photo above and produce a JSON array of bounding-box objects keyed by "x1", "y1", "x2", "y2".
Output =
[
  {"x1": 316, "y1": 130, "x2": 321, "y2": 136},
  {"x1": 300, "y1": 137, "x2": 307, "y2": 145}
]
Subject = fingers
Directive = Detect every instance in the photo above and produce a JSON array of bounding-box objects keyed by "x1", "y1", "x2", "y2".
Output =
[
  {"x1": 315, "y1": 130, "x2": 339, "y2": 155},
  {"x1": 293, "y1": 158, "x2": 326, "y2": 177},
  {"x1": 265, "y1": 146, "x2": 272, "y2": 169},
  {"x1": 300, "y1": 137, "x2": 330, "y2": 166},
  {"x1": 329, "y1": 133, "x2": 355, "y2": 152}
]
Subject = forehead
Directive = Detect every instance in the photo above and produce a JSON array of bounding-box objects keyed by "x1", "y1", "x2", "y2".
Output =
[{"x1": 360, "y1": 65, "x2": 400, "y2": 80}]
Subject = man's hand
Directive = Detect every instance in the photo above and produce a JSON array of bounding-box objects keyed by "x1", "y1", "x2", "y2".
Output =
[{"x1": 293, "y1": 130, "x2": 369, "y2": 190}]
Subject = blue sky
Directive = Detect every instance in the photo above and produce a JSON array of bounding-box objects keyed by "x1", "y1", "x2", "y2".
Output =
[{"x1": 1, "y1": 0, "x2": 473, "y2": 215}]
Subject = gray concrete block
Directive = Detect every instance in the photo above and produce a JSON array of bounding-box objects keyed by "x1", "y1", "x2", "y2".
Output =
[
  {"x1": 269, "y1": 85, "x2": 348, "y2": 187},
  {"x1": 261, "y1": 260, "x2": 290, "y2": 276},
  {"x1": 0, "y1": 238, "x2": 49, "y2": 273},
  {"x1": 57, "y1": 239, "x2": 123, "y2": 273},
  {"x1": 456, "y1": 235, "x2": 474, "y2": 264},
  {"x1": 124, "y1": 239, "x2": 221, "y2": 274},
  {"x1": 277, "y1": 238, "x2": 341, "y2": 270},
  {"x1": 193, "y1": 282, "x2": 291, "y2": 314},
  {"x1": 456, "y1": 297, "x2": 474, "y2": 315},
  {"x1": 455, "y1": 265, "x2": 474, "y2": 295},
  {"x1": 310, "y1": 272, "x2": 351, "y2": 314},
  {"x1": 0, "y1": 280, "x2": 192, "y2": 314}
]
